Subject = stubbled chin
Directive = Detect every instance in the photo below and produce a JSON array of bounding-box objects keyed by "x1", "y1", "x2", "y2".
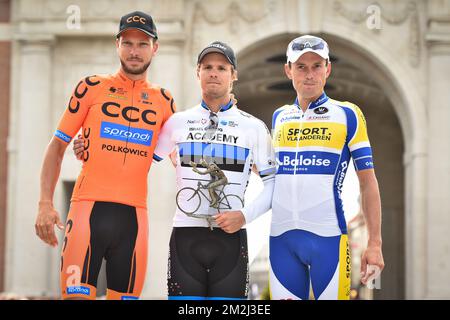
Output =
[
  {"x1": 204, "y1": 89, "x2": 226, "y2": 99},
  {"x1": 301, "y1": 88, "x2": 317, "y2": 95},
  {"x1": 127, "y1": 63, "x2": 142, "y2": 69}
]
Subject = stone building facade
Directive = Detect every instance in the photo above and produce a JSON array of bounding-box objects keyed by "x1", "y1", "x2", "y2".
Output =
[{"x1": 1, "y1": 0, "x2": 449, "y2": 299}]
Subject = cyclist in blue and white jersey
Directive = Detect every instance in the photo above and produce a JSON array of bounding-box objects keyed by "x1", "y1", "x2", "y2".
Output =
[{"x1": 224, "y1": 35, "x2": 385, "y2": 300}]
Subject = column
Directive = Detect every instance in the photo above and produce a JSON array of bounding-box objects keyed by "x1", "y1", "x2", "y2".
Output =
[
  {"x1": 5, "y1": 35, "x2": 56, "y2": 297},
  {"x1": 425, "y1": 19, "x2": 450, "y2": 298},
  {"x1": 0, "y1": 0, "x2": 11, "y2": 292},
  {"x1": 404, "y1": 150, "x2": 428, "y2": 299}
]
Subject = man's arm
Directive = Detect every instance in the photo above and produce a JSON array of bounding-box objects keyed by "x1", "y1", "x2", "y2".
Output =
[
  {"x1": 36, "y1": 137, "x2": 67, "y2": 247},
  {"x1": 192, "y1": 167, "x2": 207, "y2": 175},
  {"x1": 215, "y1": 165, "x2": 275, "y2": 233},
  {"x1": 357, "y1": 168, "x2": 385, "y2": 285},
  {"x1": 215, "y1": 119, "x2": 276, "y2": 233}
]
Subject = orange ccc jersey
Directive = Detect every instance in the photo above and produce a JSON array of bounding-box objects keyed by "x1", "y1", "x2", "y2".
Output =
[{"x1": 54, "y1": 70, "x2": 176, "y2": 208}]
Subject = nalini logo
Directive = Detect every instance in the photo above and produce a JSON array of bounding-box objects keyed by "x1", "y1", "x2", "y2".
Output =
[
  {"x1": 280, "y1": 115, "x2": 301, "y2": 123},
  {"x1": 67, "y1": 286, "x2": 90, "y2": 296},
  {"x1": 121, "y1": 296, "x2": 139, "y2": 300},
  {"x1": 101, "y1": 121, "x2": 153, "y2": 146},
  {"x1": 314, "y1": 107, "x2": 329, "y2": 114}
]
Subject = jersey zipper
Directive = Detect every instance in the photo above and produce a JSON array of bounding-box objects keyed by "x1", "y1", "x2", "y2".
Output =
[
  {"x1": 122, "y1": 80, "x2": 135, "y2": 165},
  {"x1": 294, "y1": 103, "x2": 308, "y2": 215}
]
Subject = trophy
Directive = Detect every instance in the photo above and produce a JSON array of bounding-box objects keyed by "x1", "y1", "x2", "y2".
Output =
[{"x1": 176, "y1": 159, "x2": 244, "y2": 229}]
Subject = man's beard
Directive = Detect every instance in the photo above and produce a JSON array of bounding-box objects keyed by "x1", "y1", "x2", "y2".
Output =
[{"x1": 120, "y1": 58, "x2": 151, "y2": 75}]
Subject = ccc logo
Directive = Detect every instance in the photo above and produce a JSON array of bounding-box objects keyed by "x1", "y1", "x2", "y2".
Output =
[
  {"x1": 68, "y1": 76, "x2": 100, "y2": 114},
  {"x1": 82, "y1": 127, "x2": 91, "y2": 162},
  {"x1": 127, "y1": 16, "x2": 146, "y2": 24},
  {"x1": 60, "y1": 219, "x2": 73, "y2": 272},
  {"x1": 102, "y1": 102, "x2": 157, "y2": 126}
]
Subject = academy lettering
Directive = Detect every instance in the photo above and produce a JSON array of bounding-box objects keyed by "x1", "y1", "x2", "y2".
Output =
[{"x1": 186, "y1": 132, "x2": 238, "y2": 144}]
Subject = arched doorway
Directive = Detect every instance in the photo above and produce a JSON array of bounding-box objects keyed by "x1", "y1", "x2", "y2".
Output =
[{"x1": 234, "y1": 33, "x2": 405, "y2": 299}]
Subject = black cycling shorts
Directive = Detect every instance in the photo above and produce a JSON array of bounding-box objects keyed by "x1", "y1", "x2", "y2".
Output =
[{"x1": 167, "y1": 227, "x2": 249, "y2": 300}]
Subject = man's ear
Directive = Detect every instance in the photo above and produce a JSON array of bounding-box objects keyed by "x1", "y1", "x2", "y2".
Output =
[
  {"x1": 325, "y1": 61, "x2": 331, "y2": 79},
  {"x1": 196, "y1": 65, "x2": 201, "y2": 80},
  {"x1": 284, "y1": 63, "x2": 293, "y2": 80},
  {"x1": 152, "y1": 40, "x2": 159, "y2": 55}
]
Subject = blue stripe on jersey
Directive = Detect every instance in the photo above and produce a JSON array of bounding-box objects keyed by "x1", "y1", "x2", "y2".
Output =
[
  {"x1": 201, "y1": 99, "x2": 233, "y2": 112},
  {"x1": 340, "y1": 106, "x2": 357, "y2": 144},
  {"x1": 333, "y1": 149, "x2": 350, "y2": 235},
  {"x1": 54, "y1": 130, "x2": 72, "y2": 143},
  {"x1": 333, "y1": 106, "x2": 355, "y2": 235},
  {"x1": 178, "y1": 142, "x2": 249, "y2": 161},
  {"x1": 259, "y1": 167, "x2": 276, "y2": 176},
  {"x1": 276, "y1": 151, "x2": 340, "y2": 175},
  {"x1": 354, "y1": 156, "x2": 374, "y2": 170},
  {"x1": 153, "y1": 154, "x2": 163, "y2": 162},
  {"x1": 308, "y1": 92, "x2": 329, "y2": 109},
  {"x1": 272, "y1": 108, "x2": 285, "y2": 130},
  {"x1": 351, "y1": 146, "x2": 373, "y2": 159}
]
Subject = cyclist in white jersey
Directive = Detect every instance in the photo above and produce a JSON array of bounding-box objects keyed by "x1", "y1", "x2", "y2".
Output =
[
  {"x1": 223, "y1": 35, "x2": 385, "y2": 300},
  {"x1": 153, "y1": 41, "x2": 276, "y2": 300}
]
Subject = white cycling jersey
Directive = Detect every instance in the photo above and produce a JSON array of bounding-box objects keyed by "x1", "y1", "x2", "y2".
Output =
[
  {"x1": 271, "y1": 92, "x2": 374, "y2": 237},
  {"x1": 154, "y1": 100, "x2": 276, "y2": 228}
]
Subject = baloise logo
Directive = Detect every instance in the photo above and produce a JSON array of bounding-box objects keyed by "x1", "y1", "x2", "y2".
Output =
[
  {"x1": 314, "y1": 106, "x2": 329, "y2": 115},
  {"x1": 276, "y1": 151, "x2": 338, "y2": 175},
  {"x1": 278, "y1": 154, "x2": 331, "y2": 167}
]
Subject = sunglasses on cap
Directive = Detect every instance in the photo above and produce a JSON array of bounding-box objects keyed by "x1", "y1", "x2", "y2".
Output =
[{"x1": 292, "y1": 40, "x2": 325, "y2": 52}]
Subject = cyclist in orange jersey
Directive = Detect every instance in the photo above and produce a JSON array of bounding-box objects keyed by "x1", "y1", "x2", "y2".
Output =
[{"x1": 35, "y1": 11, "x2": 176, "y2": 300}]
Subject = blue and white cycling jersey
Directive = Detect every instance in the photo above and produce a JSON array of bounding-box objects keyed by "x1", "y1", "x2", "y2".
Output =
[
  {"x1": 271, "y1": 92, "x2": 374, "y2": 237},
  {"x1": 269, "y1": 92, "x2": 374, "y2": 300}
]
